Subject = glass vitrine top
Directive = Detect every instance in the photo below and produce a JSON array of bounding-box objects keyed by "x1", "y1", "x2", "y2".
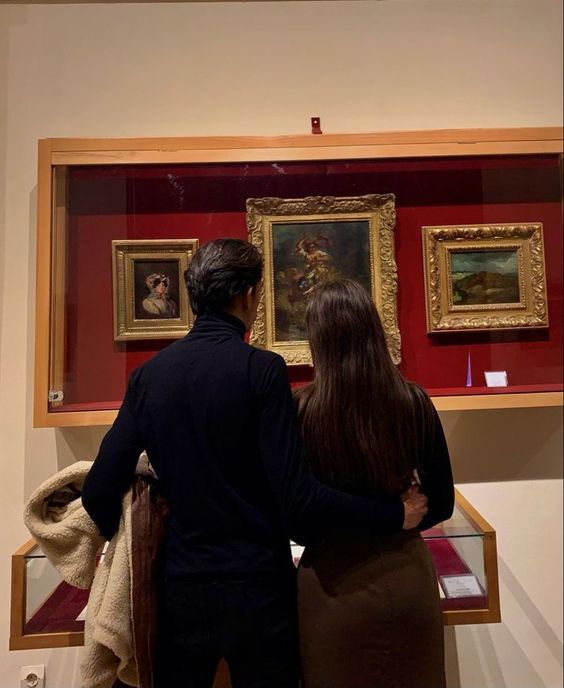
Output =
[{"x1": 421, "y1": 503, "x2": 483, "y2": 539}]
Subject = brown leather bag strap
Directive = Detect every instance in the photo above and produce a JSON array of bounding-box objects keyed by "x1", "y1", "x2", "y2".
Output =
[{"x1": 131, "y1": 476, "x2": 169, "y2": 688}]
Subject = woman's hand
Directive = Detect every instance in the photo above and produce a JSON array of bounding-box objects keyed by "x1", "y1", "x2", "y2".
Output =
[{"x1": 401, "y1": 486, "x2": 428, "y2": 530}]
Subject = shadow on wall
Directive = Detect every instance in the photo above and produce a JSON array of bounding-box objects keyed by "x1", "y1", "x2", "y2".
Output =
[
  {"x1": 498, "y1": 557, "x2": 563, "y2": 669},
  {"x1": 439, "y1": 406, "x2": 563, "y2": 483},
  {"x1": 54, "y1": 426, "x2": 109, "y2": 470},
  {"x1": 444, "y1": 627, "x2": 461, "y2": 688},
  {"x1": 450, "y1": 549, "x2": 564, "y2": 688},
  {"x1": 452, "y1": 623, "x2": 547, "y2": 688}
]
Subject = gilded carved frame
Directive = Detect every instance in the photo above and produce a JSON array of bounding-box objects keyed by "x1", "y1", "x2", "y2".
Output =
[
  {"x1": 422, "y1": 223, "x2": 548, "y2": 333},
  {"x1": 112, "y1": 239, "x2": 198, "y2": 341},
  {"x1": 247, "y1": 194, "x2": 401, "y2": 365}
]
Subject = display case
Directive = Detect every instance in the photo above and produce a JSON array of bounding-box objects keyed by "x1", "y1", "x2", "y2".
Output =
[
  {"x1": 10, "y1": 489, "x2": 500, "y2": 653},
  {"x1": 10, "y1": 539, "x2": 86, "y2": 650},
  {"x1": 421, "y1": 489, "x2": 500, "y2": 625},
  {"x1": 34, "y1": 129, "x2": 563, "y2": 427}
]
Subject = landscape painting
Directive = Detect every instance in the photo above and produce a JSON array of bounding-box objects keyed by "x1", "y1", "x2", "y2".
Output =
[
  {"x1": 450, "y1": 249, "x2": 521, "y2": 307},
  {"x1": 422, "y1": 223, "x2": 548, "y2": 333}
]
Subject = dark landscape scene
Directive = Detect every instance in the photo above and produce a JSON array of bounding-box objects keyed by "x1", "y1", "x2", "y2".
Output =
[{"x1": 450, "y1": 250, "x2": 520, "y2": 306}]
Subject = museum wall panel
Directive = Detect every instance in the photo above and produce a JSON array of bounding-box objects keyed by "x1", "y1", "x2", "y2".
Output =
[{"x1": 0, "y1": 1, "x2": 562, "y2": 686}]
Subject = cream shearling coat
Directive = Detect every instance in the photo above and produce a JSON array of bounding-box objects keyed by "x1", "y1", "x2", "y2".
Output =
[{"x1": 24, "y1": 460, "x2": 138, "y2": 688}]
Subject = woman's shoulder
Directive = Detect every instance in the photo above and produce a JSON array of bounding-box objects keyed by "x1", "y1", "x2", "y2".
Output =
[
  {"x1": 405, "y1": 380, "x2": 431, "y2": 403},
  {"x1": 292, "y1": 382, "x2": 314, "y2": 414},
  {"x1": 404, "y1": 381, "x2": 438, "y2": 429},
  {"x1": 292, "y1": 382, "x2": 311, "y2": 399},
  {"x1": 142, "y1": 297, "x2": 159, "y2": 314}
]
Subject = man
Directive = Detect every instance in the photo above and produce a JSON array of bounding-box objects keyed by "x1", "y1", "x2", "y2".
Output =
[{"x1": 82, "y1": 238, "x2": 427, "y2": 688}]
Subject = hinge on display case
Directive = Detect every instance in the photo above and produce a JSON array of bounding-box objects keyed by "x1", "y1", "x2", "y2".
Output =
[{"x1": 48, "y1": 390, "x2": 64, "y2": 403}]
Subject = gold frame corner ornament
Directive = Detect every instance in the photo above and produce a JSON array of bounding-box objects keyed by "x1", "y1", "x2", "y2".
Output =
[
  {"x1": 247, "y1": 194, "x2": 401, "y2": 365},
  {"x1": 422, "y1": 223, "x2": 548, "y2": 333}
]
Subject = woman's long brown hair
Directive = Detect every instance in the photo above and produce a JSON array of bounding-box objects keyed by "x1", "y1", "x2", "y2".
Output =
[{"x1": 296, "y1": 279, "x2": 430, "y2": 496}]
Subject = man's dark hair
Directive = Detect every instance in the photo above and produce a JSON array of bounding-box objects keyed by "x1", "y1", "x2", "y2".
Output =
[{"x1": 185, "y1": 239, "x2": 263, "y2": 315}]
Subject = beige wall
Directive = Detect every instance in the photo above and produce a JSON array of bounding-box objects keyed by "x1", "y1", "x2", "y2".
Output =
[{"x1": 0, "y1": 1, "x2": 562, "y2": 685}]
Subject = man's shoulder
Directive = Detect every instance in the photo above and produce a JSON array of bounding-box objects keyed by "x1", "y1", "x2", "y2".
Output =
[
  {"x1": 130, "y1": 339, "x2": 186, "y2": 380},
  {"x1": 248, "y1": 345, "x2": 286, "y2": 371},
  {"x1": 247, "y1": 347, "x2": 290, "y2": 396}
]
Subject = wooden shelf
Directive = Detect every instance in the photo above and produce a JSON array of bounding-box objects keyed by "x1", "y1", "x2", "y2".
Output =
[
  {"x1": 37, "y1": 389, "x2": 563, "y2": 428},
  {"x1": 432, "y1": 390, "x2": 563, "y2": 412}
]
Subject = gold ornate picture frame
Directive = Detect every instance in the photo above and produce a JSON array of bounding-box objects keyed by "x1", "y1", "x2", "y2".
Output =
[
  {"x1": 112, "y1": 239, "x2": 198, "y2": 341},
  {"x1": 422, "y1": 223, "x2": 548, "y2": 333},
  {"x1": 247, "y1": 194, "x2": 401, "y2": 365}
]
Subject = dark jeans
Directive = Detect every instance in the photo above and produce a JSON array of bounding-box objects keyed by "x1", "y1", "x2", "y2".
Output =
[{"x1": 155, "y1": 576, "x2": 299, "y2": 688}]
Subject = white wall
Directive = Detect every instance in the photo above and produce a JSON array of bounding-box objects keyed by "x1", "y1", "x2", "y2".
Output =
[{"x1": 0, "y1": 2, "x2": 562, "y2": 686}]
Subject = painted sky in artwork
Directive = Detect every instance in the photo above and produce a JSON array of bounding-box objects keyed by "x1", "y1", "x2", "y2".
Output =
[{"x1": 450, "y1": 250, "x2": 518, "y2": 275}]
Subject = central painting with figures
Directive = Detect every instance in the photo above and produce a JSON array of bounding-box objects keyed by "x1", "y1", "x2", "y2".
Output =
[
  {"x1": 247, "y1": 194, "x2": 401, "y2": 365},
  {"x1": 272, "y1": 220, "x2": 372, "y2": 341}
]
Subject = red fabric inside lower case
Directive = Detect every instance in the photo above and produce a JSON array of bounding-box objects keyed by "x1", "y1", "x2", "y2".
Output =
[
  {"x1": 24, "y1": 535, "x2": 485, "y2": 634},
  {"x1": 425, "y1": 538, "x2": 488, "y2": 611}
]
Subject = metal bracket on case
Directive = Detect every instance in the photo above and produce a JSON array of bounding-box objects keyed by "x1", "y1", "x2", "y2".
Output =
[{"x1": 48, "y1": 390, "x2": 64, "y2": 402}]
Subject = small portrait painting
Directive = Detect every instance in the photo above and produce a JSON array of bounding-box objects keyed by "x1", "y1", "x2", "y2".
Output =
[
  {"x1": 133, "y1": 261, "x2": 179, "y2": 320},
  {"x1": 112, "y1": 239, "x2": 198, "y2": 341}
]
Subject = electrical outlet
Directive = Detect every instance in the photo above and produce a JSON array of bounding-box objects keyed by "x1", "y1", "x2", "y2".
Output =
[{"x1": 20, "y1": 665, "x2": 45, "y2": 688}]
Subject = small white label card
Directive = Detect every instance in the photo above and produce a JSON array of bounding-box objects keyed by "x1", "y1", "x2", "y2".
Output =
[
  {"x1": 438, "y1": 581, "x2": 446, "y2": 599},
  {"x1": 440, "y1": 574, "x2": 483, "y2": 598},
  {"x1": 484, "y1": 370, "x2": 508, "y2": 387},
  {"x1": 76, "y1": 604, "x2": 88, "y2": 621},
  {"x1": 290, "y1": 541, "x2": 304, "y2": 567}
]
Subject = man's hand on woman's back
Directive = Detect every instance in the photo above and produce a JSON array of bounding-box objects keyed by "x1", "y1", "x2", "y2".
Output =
[{"x1": 401, "y1": 486, "x2": 428, "y2": 530}]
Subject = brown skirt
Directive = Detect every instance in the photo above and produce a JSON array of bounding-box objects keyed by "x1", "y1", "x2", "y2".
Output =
[{"x1": 298, "y1": 530, "x2": 445, "y2": 688}]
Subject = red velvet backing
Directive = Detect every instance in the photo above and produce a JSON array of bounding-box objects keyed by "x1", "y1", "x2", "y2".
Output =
[{"x1": 56, "y1": 154, "x2": 562, "y2": 410}]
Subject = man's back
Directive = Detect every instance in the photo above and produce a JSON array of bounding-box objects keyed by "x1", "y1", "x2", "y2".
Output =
[
  {"x1": 84, "y1": 310, "x2": 297, "y2": 582},
  {"x1": 132, "y1": 310, "x2": 294, "y2": 581}
]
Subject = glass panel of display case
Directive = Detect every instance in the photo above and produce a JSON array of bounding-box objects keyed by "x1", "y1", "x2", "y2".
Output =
[
  {"x1": 11, "y1": 492, "x2": 499, "y2": 651},
  {"x1": 44, "y1": 153, "x2": 562, "y2": 418},
  {"x1": 10, "y1": 541, "x2": 86, "y2": 649},
  {"x1": 23, "y1": 545, "x2": 87, "y2": 635},
  {"x1": 422, "y1": 504, "x2": 488, "y2": 614}
]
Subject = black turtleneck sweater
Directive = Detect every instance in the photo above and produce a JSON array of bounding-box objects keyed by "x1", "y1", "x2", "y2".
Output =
[{"x1": 82, "y1": 311, "x2": 407, "y2": 582}]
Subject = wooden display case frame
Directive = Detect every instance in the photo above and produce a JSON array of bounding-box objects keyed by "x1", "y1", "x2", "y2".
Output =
[
  {"x1": 34, "y1": 128, "x2": 564, "y2": 427},
  {"x1": 441, "y1": 489, "x2": 501, "y2": 626},
  {"x1": 9, "y1": 539, "x2": 83, "y2": 650},
  {"x1": 10, "y1": 490, "x2": 501, "y2": 651}
]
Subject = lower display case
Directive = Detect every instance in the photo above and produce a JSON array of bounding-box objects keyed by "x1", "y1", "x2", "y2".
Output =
[
  {"x1": 421, "y1": 489, "x2": 500, "y2": 625},
  {"x1": 10, "y1": 489, "x2": 499, "y2": 653}
]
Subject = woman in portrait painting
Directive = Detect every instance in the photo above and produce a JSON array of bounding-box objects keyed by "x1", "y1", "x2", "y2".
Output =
[
  {"x1": 142, "y1": 273, "x2": 177, "y2": 318},
  {"x1": 295, "y1": 279, "x2": 454, "y2": 688}
]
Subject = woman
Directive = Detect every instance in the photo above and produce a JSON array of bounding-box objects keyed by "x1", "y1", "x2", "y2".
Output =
[
  {"x1": 142, "y1": 272, "x2": 177, "y2": 317},
  {"x1": 296, "y1": 279, "x2": 454, "y2": 688}
]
